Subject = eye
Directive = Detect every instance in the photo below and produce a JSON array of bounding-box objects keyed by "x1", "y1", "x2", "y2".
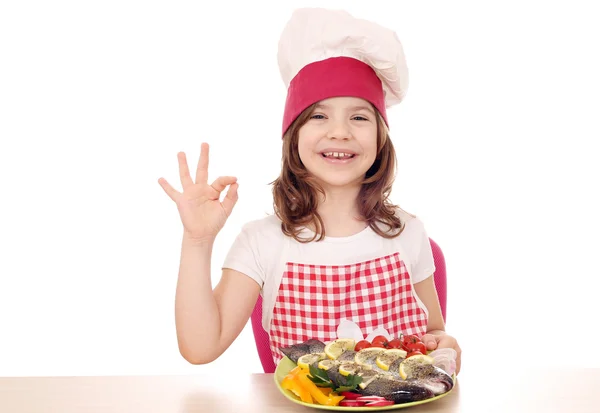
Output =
[
  {"x1": 310, "y1": 114, "x2": 326, "y2": 120},
  {"x1": 352, "y1": 116, "x2": 369, "y2": 121}
]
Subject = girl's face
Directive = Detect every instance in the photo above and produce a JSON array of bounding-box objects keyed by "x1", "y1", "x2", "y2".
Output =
[{"x1": 297, "y1": 96, "x2": 378, "y2": 190}]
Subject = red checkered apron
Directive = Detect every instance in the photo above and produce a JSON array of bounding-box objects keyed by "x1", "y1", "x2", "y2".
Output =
[{"x1": 268, "y1": 251, "x2": 429, "y2": 363}]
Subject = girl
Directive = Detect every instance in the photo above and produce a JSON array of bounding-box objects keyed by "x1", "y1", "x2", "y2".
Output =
[{"x1": 158, "y1": 8, "x2": 462, "y2": 374}]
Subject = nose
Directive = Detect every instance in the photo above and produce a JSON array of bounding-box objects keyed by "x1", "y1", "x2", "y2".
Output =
[{"x1": 326, "y1": 119, "x2": 352, "y2": 140}]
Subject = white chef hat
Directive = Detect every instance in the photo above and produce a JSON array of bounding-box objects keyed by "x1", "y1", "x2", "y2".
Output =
[{"x1": 277, "y1": 7, "x2": 409, "y2": 136}]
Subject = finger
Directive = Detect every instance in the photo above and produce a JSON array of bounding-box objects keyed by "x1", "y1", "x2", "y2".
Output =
[
  {"x1": 195, "y1": 142, "x2": 209, "y2": 185},
  {"x1": 158, "y1": 177, "x2": 180, "y2": 202},
  {"x1": 436, "y1": 335, "x2": 460, "y2": 368},
  {"x1": 421, "y1": 334, "x2": 438, "y2": 350},
  {"x1": 177, "y1": 152, "x2": 194, "y2": 189},
  {"x1": 208, "y1": 176, "x2": 238, "y2": 197},
  {"x1": 435, "y1": 335, "x2": 454, "y2": 350},
  {"x1": 431, "y1": 334, "x2": 461, "y2": 374},
  {"x1": 221, "y1": 182, "x2": 239, "y2": 216}
]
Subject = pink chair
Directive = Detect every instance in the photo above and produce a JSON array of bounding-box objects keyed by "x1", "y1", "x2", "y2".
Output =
[{"x1": 250, "y1": 238, "x2": 447, "y2": 373}]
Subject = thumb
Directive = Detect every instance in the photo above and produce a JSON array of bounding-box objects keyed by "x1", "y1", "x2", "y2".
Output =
[{"x1": 421, "y1": 333, "x2": 438, "y2": 350}]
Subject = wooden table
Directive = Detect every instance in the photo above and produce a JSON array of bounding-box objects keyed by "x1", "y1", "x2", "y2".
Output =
[{"x1": 1, "y1": 369, "x2": 598, "y2": 412}]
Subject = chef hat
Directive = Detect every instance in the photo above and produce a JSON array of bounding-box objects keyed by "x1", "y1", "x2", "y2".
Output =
[{"x1": 278, "y1": 7, "x2": 409, "y2": 136}]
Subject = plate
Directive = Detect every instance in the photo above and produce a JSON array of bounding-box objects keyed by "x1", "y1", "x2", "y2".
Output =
[{"x1": 273, "y1": 356, "x2": 456, "y2": 411}]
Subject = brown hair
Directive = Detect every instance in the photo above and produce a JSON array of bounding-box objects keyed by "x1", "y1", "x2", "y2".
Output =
[{"x1": 271, "y1": 102, "x2": 409, "y2": 242}]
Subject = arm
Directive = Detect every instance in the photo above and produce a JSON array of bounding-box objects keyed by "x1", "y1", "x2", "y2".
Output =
[
  {"x1": 159, "y1": 143, "x2": 259, "y2": 365},
  {"x1": 413, "y1": 274, "x2": 462, "y2": 374},
  {"x1": 413, "y1": 274, "x2": 445, "y2": 333},
  {"x1": 175, "y1": 234, "x2": 260, "y2": 364}
]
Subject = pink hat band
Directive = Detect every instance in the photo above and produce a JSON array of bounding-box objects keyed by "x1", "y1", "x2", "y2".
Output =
[{"x1": 281, "y1": 56, "x2": 388, "y2": 137}]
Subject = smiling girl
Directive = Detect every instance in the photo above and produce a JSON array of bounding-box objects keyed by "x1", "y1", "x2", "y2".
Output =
[{"x1": 158, "y1": 7, "x2": 462, "y2": 373}]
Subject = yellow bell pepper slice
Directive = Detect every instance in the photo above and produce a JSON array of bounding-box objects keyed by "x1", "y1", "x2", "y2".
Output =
[
  {"x1": 296, "y1": 369, "x2": 344, "y2": 406},
  {"x1": 323, "y1": 394, "x2": 345, "y2": 406},
  {"x1": 281, "y1": 375, "x2": 313, "y2": 403},
  {"x1": 318, "y1": 387, "x2": 333, "y2": 396},
  {"x1": 281, "y1": 366, "x2": 347, "y2": 407}
]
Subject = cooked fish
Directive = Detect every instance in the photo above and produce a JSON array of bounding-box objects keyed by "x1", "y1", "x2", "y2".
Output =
[
  {"x1": 279, "y1": 339, "x2": 454, "y2": 404},
  {"x1": 280, "y1": 339, "x2": 325, "y2": 363},
  {"x1": 358, "y1": 363, "x2": 453, "y2": 403}
]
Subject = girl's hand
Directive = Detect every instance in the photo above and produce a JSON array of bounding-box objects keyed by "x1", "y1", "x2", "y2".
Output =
[
  {"x1": 158, "y1": 143, "x2": 239, "y2": 243},
  {"x1": 421, "y1": 332, "x2": 462, "y2": 375}
]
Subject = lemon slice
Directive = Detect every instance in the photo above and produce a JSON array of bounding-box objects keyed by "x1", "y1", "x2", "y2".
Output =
[
  {"x1": 358, "y1": 369, "x2": 380, "y2": 389},
  {"x1": 297, "y1": 353, "x2": 326, "y2": 370},
  {"x1": 399, "y1": 354, "x2": 434, "y2": 380},
  {"x1": 375, "y1": 349, "x2": 407, "y2": 371},
  {"x1": 354, "y1": 347, "x2": 385, "y2": 367},
  {"x1": 317, "y1": 359, "x2": 338, "y2": 371},
  {"x1": 339, "y1": 361, "x2": 362, "y2": 377},
  {"x1": 324, "y1": 338, "x2": 356, "y2": 360}
]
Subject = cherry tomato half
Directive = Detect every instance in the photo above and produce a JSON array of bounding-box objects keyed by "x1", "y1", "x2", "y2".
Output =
[
  {"x1": 406, "y1": 350, "x2": 424, "y2": 358},
  {"x1": 354, "y1": 340, "x2": 372, "y2": 351},
  {"x1": 387, "y1": 338, "x2": 403, "y2": 349},
  {"x1": 371, "y1": 335, "x2": 389, "y2": 348},
  {"x1": 406, "y1": 341, "x2": 427, "y2": 354},
  {"x1": 401, "y1": 334, "x2": 420, "y2": 351}
]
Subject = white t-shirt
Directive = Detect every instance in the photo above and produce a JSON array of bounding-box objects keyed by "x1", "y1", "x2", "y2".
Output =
[{"x1": 222, "y1": 208, "x2": 436, "y2": 332}]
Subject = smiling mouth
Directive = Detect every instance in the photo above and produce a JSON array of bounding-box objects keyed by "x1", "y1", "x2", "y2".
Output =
[{"x1": 321, "y1": 152, "x2": 356, "y2": 160}]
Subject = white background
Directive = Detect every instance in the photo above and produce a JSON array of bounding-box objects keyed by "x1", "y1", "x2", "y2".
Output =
[{"x1": 1, "y1": 0, "x2": 599, "y2": 377}]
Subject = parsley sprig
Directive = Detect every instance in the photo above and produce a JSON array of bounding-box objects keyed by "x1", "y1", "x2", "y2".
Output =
[{"x1": 308, "y1": 364, "x2": 363, "y2": 393}]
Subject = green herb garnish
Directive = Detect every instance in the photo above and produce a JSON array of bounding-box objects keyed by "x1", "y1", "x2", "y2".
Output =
[
  {"x1": 335, "y1": 374, "x2": 363, "y2": 392},
  {"x1": 308, "y1": 364, "x2": 335, "y2": 389},
  {"x1": 308, "y1": 364, "x2": 363, "y2": 392}
]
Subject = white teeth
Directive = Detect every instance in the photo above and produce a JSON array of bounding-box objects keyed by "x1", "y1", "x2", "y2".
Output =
[{"x1": 323, "y1": 152, "x2": 353, "y2": 158}]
